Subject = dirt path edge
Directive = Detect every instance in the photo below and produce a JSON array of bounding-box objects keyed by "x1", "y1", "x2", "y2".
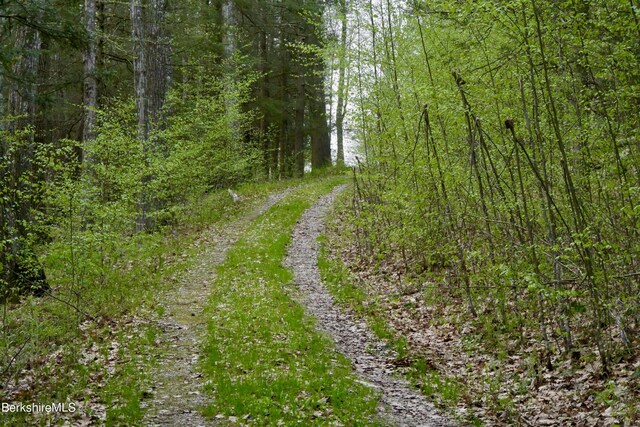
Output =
[
  {"x1": 285, "y1": 184, "x2": 455, "y2": 427},
  {"x1": 143, "y1": 188, "x2": 296, "y2": 427}
]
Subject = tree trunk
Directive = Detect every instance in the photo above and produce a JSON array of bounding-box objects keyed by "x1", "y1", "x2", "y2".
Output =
[
  {"x1": 1, "y1": 24, "x2": 49, "y2": 299},
  {"x1": 131, "y1": 0, "x2": 147, "y2": 142},
  {"x1": 147, "y1": 0, "x2": 169, "y2": 127},
  {"x1": 131, "y1": 0, "x2": 151, "y2": 232},
  {"x1": 259, "y1": 30, "x2": 273, "y2": 177},
  {"x1": 222, "y1": 0, "x2": 236, "y2": 59},
  {"x1": 279, "y1": 29, "x2": 291, "y2": 178},
  {"x1": 308, "y1": 5, "x2": 331, "y2": 170},
  {"x1": 83, "y1": 0, "x2": 98, "y2": 146},
  {"x1": 294, "y1": 67, "x2": 305, "y2": 177},
  {"x1": 309, "y1": 73, "x2": 331, "y2": 169},
  {"x1": 335, "y1": 0, "x2": 348, "y2": 167}
]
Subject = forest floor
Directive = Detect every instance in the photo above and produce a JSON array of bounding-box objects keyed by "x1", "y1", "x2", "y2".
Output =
[
  {"x1": 9, "y1": 175, "x2": 634, "y2": 426},
  {"x1": 320, "y1": 190, "x2": 640, "y2": 427}
]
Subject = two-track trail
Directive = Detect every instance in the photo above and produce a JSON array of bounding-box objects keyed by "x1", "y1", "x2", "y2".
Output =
[
  {"x1": 143, "y1": 188, "x2": 295, "y2": 426},
  {"x1": 286, "y1": 185, "x2": 454, "y2": 427},
  {"x1": 144, "y1": 182, "x2": 454, "y2": 426}
]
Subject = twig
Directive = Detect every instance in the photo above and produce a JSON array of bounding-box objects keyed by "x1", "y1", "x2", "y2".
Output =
[
  {"x1": 1, "y1": 339, "x2": 29, "y2": 379},
  {"x1": 615, "y1": 272, "x2": 640, "y2": 280},
  {"x1": 42, "y1": 289, "x2": 96, "y2": 321}
]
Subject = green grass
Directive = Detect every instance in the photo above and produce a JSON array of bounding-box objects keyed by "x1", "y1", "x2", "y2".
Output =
[
  {"x1": 0, "y1": 174, "x2": 348, "y2": 426},
  {"x1": 201, "y1": 177, "x2": 384, "y2": 426}
]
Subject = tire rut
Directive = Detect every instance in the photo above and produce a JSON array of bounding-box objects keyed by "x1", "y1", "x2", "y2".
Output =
[
  {"x1": 143, "y1": 188, "x2": 296, "y2": 427},
  {"x1": 286, "y1": 184, "x2": 456, "y2": 427}
]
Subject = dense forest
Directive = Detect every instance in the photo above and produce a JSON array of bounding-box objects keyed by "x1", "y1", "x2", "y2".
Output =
[
  {"x1": 1, "y1": 0, "x2": 638, "y2": 425},
  {"x1": 339, "y1": 0, "x2": 640, "y2": 423},
  {"x1": 1, "y1": 0, "x2": 333, "y2": 298}
]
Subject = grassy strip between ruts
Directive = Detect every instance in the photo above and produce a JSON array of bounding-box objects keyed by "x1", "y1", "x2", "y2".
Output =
[
  {"x1": 0, "y1": 175, "x2": 330, "y2": 426},
  {"x1": 201, "y1": 177, "x2": 384, "y2": 426}
]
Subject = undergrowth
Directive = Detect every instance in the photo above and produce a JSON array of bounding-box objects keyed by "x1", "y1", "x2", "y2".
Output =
[
  {"x1": 320, "y1": 189, "x2": 640, "y2": 426},
  {"x1": 318, "y1": 233, "x2": 468, "y2": 408},
  {"x1": 0, "y1": 176, "x2": 322, "y2": 425}
]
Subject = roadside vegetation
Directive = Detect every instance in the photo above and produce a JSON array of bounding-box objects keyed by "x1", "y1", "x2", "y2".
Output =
[
  {"x1": 332, "y1": 0, "x2": 639, "y2": 425},
  {"x1": 320, "y1": 190, "x2": 639, "y2": 426}
]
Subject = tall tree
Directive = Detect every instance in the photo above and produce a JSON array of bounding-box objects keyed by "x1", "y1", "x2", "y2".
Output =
[
  {"x1": 293, "y1": 55, "x2": 306, "y2": 177},
  {"x1": 130, "y1": 0, "x2": 147, "y2": 142},
  {"x1": 1, "y1": 20, "x2": 48, "y2": 298},
  {"x1": 335, "y1": 0, "x2": 348, "y2": 167},
  {"x1": 308, "y1": 2, "x2": 332, "y2": 169},
  {"x1": 83, "y1": 0, "x2": 98, "y2": 145},
  {"x1": 147, "y1": 0, "x2": 170, "y2": 126}
]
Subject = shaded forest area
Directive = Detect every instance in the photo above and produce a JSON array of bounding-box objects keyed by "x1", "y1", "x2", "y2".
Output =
[
  {"x1": 1, "y1": 0, "x2": 336, "y2": 416},
  {"x1": 1, "y1": 0, "x2": 332, "y2": 299},
  {"x1": 1, "y1": 0, "x2": 639, "y2": 425}
]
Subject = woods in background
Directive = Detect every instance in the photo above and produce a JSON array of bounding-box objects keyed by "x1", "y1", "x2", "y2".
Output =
[
  {"x1": 1, "y1": 0, "x2": 639, "y2": 423},
  {"x1": 0, "y1": 0, "x2": 333, "y2": 297}
]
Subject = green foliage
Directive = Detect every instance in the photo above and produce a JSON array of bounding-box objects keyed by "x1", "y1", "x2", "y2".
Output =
[
  {"x1": 336, "y1": 1, "x2": 640, "y2": 423},
  {"x1": 158, "y1": 60, "x2": 264, "y2": 197},
  {"x1": 0, "y1": 125, "x2": 56, "y2": 299},
  {"x1": 347, "y1": 0, "x2": 640, "y2": 372},
  {"x1": 22, "y1": 64, "x2": 264, "y2": 310},
  {"x1": 0, "y1": 171, "x2": 295, "y2": 424},
  {"x1": 0, "y1": 62, "x2": 268, "y2": 421}
]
